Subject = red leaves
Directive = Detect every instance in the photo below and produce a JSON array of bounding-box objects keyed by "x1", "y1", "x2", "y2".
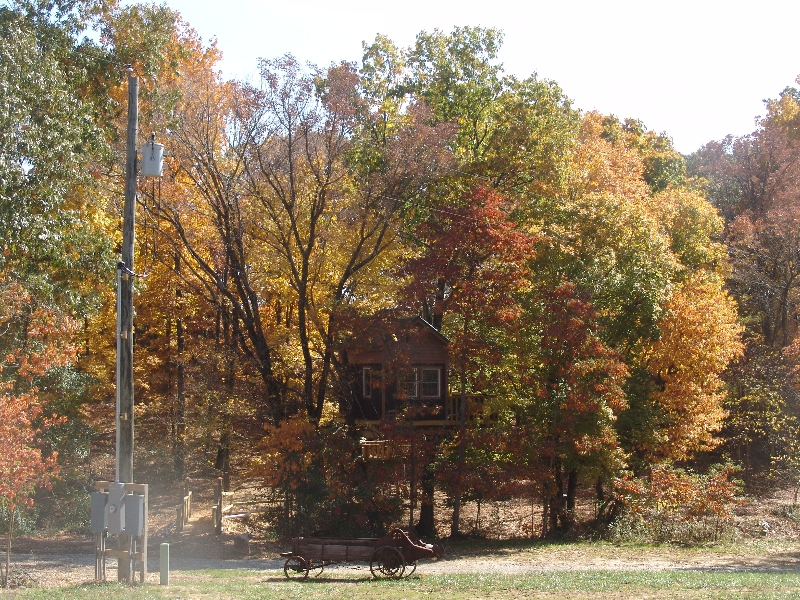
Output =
[
  {"x1": 614, "y1": 464, "x2": 742, "y2": 542},
  {"x1": 399, "y1": 185, "x2": 533, "y2": 371},
  {"x1": 515, "y1": 282, "x2": 629, "y2": 477},
  {"x1": 0, "y1": 390, "x2": 59, "y2": 510},
  {"x1": 537, "y1": 282, "x2": 628, "y2": 417},
  {"x1": 436, "y1": 426, "x2": 527, "y2": 503},
  {"x1": 0, "y1": 278, "x2": 74, "y2": 510}
]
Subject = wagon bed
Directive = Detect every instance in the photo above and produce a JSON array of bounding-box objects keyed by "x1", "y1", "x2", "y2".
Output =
[{"x1": 280, "y1": 528, "x2": 442, "y2": 579}]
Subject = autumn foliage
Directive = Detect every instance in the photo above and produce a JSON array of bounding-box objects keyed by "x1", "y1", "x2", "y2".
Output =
[
  {"x1": 0, "y1": 3, "x2": 769, "y2": 544},
  {"x1": 0, "y1": 277, "x2": 78, "y2": 585},
  {"x1": 613, "y1": 464, "x2": 742, "y2": 544},
  {"x1": 0, "y1": 279, "x2": 78, "y2": 510},
  {"x1": 249, "y1": 418, "x2": 404, "y2": 537}
]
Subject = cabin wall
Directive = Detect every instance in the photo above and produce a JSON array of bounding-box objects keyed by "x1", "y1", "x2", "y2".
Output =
[
  {"x1": 387, "y1": 340, "x2": 448, "y2": 365},
  {"x1": 349, "y1": 330, "x2": 449, "y2": 422}
]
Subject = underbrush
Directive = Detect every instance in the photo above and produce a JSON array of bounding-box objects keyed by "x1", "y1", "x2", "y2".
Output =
[
  {"x1": 606, "y1": 511, "x2": 738, "y2": 545},
  {"x1": 771, "y1": 503, "x2": 800, "y2": 524},
  {"x1": 606, "y1": 463, "x2": 742, "y2": 545}
]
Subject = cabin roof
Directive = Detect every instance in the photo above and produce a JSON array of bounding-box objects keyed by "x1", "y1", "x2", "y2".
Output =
[
  {"x1": 344, "y1": 315, "x2": 449, "y2": 351},
  {"x1": 398, "y1": 316, "x2": 450, "y2": 345}
]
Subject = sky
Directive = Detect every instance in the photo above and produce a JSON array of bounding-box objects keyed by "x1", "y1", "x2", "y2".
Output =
[{"x1": 139, "y1": 0, "x2": 799, "y2": 154}]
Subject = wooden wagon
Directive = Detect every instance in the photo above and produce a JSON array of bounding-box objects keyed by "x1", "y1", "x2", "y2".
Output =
[{"x1": 280, "y1": 528, "x2": 443, "y2": 579}]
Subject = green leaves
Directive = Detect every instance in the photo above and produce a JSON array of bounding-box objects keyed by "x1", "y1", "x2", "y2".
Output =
[
  {"x1": 0, "y1": 19, "x2": 83, "y2": 219},
  {"x1": 0, "y1": 11, "x2": 109, "y2": 283}
]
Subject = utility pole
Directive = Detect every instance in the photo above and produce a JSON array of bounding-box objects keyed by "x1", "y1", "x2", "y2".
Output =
[
  {"x1": 119, "y1": 66, "x2": 137, "y2": 484},
  {"x1": 116, "y1": 66, "x2": 138, "y2": 583},
  {"x1": 93, "y1": 66, "x2": 159, "y2": 586}
]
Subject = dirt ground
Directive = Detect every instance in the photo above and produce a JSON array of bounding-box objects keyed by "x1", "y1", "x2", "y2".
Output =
[{"x1": 5, "y1": 482, "x2": 800, "y2": 589}]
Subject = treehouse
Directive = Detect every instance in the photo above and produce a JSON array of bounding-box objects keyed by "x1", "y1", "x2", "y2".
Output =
[{"x1": 343, "y1": 316, "x2": 455, "y2": 426}]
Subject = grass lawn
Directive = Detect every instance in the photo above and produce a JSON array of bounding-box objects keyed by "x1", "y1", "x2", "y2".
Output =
[{"x1": 6, "y1": 568, "x2": 800, "y2": 599}]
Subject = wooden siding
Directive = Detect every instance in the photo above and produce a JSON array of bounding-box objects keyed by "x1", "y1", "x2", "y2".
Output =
[{"x1": 346, "y1": 318, "x2": 449, "y2": 423}]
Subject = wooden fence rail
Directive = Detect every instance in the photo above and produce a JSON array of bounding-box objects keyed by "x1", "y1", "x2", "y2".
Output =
[
  {"x1": 211, "y1": 478, "x2": 233, "y2": 535},
  {"x1": 176, "y1": 478, "x2": 193, "y2": 533},
  {"x1": 210, "y1": 480, "x2": 287, "y2": 534}
]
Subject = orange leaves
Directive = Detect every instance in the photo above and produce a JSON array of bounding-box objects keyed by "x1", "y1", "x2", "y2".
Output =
[
  {"x1": 0, "y1": 276, "x2": 77, "y2": 510},
  {"x1": 642, "y1": 275, "x2": 744, "y2": 460},
  {"x1": 614, "y1": 464, "x2": 742, "y2": 543},
  {"x1": 0, "y1": 280, "x2": 80, "y2": 382},
  {"x1": 0, "y1": 390, "x2": 59, "y2": 511},
  {"x1": 251, "y1": 418, "x2": 318, "y2": 490}
]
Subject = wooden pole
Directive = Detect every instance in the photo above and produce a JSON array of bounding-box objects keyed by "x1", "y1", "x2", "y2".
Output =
[
  {"x1": 117, "y1": 67, "x2": 138, "y2": 583},
  {"x1": 408, "y1": 437, "x2": 415, "y2": 530},
  {"x1": 119, "y1": 68, "x2": 138, "y2": 485}
]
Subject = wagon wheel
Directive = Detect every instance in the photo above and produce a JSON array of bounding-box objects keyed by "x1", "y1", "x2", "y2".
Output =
[
  {"x1": 404, "y1": 561, "x2": 417, "y2": 577},
  {"x1": 370, "y1": 546, "x2": 405, "y2": 579},
  {"x1": 283, "y1": 556, "x2": 309, "y2": 579},
  {"x1": 308, "y1": 560, "x2": 325, "y2": 578}
]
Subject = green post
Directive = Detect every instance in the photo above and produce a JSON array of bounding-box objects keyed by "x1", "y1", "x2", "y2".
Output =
[{"x1": 160, "y1": 543, "x2": 169, "y2": 585}]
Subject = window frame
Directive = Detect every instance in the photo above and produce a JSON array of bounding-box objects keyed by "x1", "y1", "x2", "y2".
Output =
[
  {"x1": 400, "y1": 368, "x2": 419, "y2": 399},
  {"x1": 420, "y1": 367, "x2": 441, "y2": 399},
  {"x1": 363, "y1": 367, "x2": 372, "y2": 398}
]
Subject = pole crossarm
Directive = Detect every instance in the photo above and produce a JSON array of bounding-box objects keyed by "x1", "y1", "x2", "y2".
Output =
[{"x1": 117, "y1": 261, "x2": 149, "y2": 279}]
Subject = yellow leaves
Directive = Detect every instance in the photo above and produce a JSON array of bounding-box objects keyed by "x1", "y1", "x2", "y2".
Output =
[
  {"x1": 641, "y1": 274, "x2": 744, "y2": 460},
  {"x1": 650, "y1": 186, "x2": 727, "y2": 276},
  {"x1": 250, "y1": 417, "x2": 318, "y2": 488},
  {"x1": 569, "y1": 112, "x2": 650, "y2": 201},
  {"x1": 765, "y1": 83, "x2": 800, "y2": 140}
]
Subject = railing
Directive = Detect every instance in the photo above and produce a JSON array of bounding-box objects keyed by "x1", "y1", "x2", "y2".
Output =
[
  {"x1": 176, "y1": 478, "x2": 193, "y2": 533},
  {"x1": 211, "y1": 480, "x2": 286, "y2": 533},
  {"x1": 211, "y1": 478, "x2": 233, "y2": 535},
  {"x1": 445, "y1": 393, "x2": 492, "y2": 423},
  {"x1": 361, "y1": 440, "x2": 411, "y2": 460}
]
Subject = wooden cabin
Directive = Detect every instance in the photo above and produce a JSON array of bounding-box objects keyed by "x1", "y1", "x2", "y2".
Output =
[{"x1": 344, "y1": 316, "x2": 452, "y2": 426}]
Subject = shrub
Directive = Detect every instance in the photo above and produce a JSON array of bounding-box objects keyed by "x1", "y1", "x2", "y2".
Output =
[
  {"x1": 249, "y1": 418, "x2": 403, "y2": 539},
  {"x1": 609, "y1": 463, "x2": 742, "y2": 544}
]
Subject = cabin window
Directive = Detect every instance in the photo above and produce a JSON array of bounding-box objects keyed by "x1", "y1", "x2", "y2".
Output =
[
  {"x1": 401, "y1": 369, "x2": 418, "y2": 398},
  {"x1": 420, "y1": 368, "x2": 441, "y2": 398},
  {"x1": 363, "y1": 367, "x2": 372, "y2": 398}
]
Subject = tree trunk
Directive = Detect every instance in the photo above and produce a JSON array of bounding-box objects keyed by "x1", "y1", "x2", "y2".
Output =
[
  {"x1": 215, "y1": 431, "x2": 231, "y2": 492},
  {"x1": 548, "y1": 466, "x2": 564, "y2": 534},
  {"x1": 745, "y1": 440, "x2": 751, "y2": 487},
  {"x1": 541, "y1": 488, "x2": 549, "y2": 539},
  {"x1": 3, "y1": 509, "x2": 13, "y2": 588},
  {"x1": 174, "y1": 254, "x2": 186, "y2": 478},
  {"x1": 416, "y1": 463, "x2": 436, "y2": 537},
  {"x1": 174, "y1": 312, "x2": 185, "y2": 478},
  {"x1": 563, "y1": 468, "x2": 578, "y2": 530},
  {"x1": 450, "y1": 367, "x2": 467, "y2": 538},
  {"x1": 213, "y1": 316, "x2": 235, "y2": 491},
  {"x1": 297, "y1": 279, "x2": 315, "y2": 419},
  {"x1": 408, "y1": 439, "x2": 416, "y2": 530},
  {"x1": 313, "y1": 313, "x2": 336, "y2": 423}
]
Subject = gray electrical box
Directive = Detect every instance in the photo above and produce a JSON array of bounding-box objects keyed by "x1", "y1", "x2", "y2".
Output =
[
  {"x1": 90, "y1": 491, "x2": 108, "y2": 533},
  {"x1": 107, "y1": 482, "x2": 127, "y2": 534},
  {"x1": 125, "y1": 493, "x2": 145, "y2": 537}
]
